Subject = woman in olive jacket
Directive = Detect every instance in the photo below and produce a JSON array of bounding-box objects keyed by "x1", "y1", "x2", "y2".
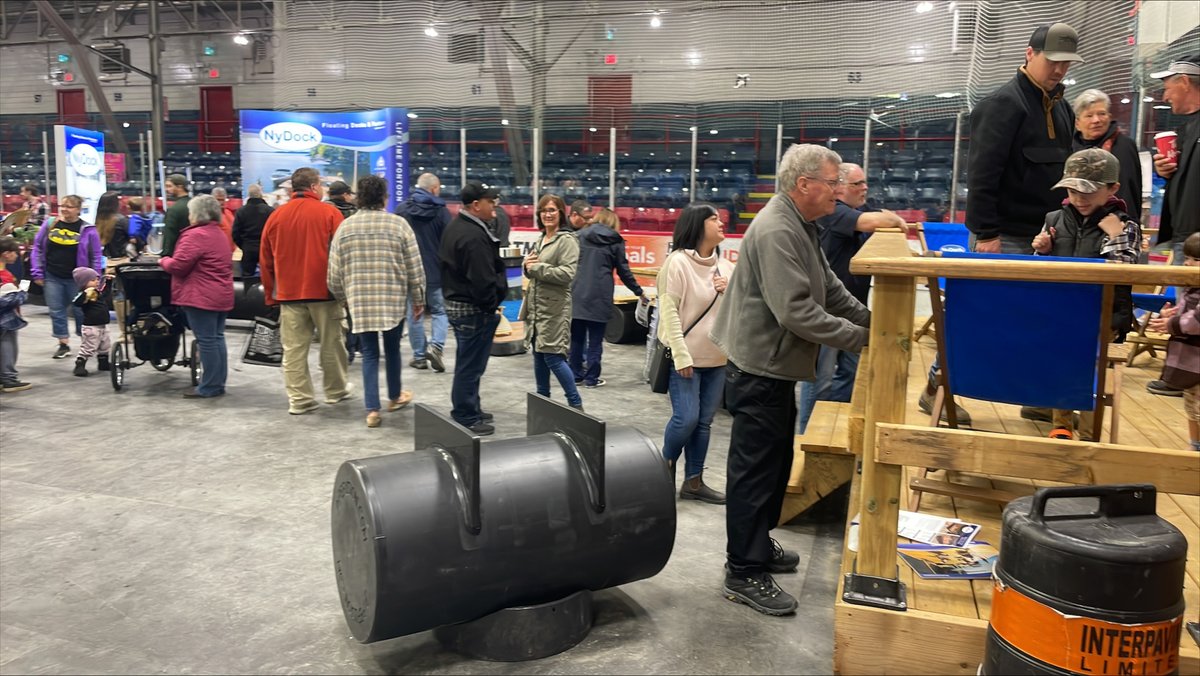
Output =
[{"x1": 520, "y1": 194, "x2": 581, "y2": 408}]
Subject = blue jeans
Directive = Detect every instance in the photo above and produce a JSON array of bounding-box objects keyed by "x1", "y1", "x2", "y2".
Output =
[
  {"x1": 43, "y1": 273, "x2": 83, "y2": 340},
  {"x1": 408, "y1": 287, "x2": 448, "y2": 360},
  {"x1": 534, "y1": 351, "x2": 583, "y2": 407},
  {"x1": 449, "y1": 311, "x2": 500, "y2": 425},
  {"x1": 797, "y1": 346, "x2": 859, "y2": 433},
  {"x1": 183, "y1": 307, "x2": 228, "y2": 396},
  {"x1": 569, "y1": 318, "x2": 607, "y2": 385},
  {"x1": 357, "y1": 323, "x2": 403, "y2": 412},
  {"x1": 662, "y1": 365, "x2": 726, "y2": 480}
]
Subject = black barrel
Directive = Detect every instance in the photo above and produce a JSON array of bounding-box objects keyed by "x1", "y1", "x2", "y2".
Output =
[
  {"x1": 983, "y1": 485, "x2": 1187, "y2": 676},
  {"x1": 331, "y1": 398, "x2": 676, "y2": 643}
]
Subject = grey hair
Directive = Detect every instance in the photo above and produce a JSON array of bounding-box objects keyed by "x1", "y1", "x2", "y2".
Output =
[
  {"x1": 777, "y1": 144, "x2": 842, "y2": 193},
  {"x1": 187, "y1": 194, "x2": 223, "y2": 224},
  {"x1": 1072, "y1": 88, "x2": 1111, "y2": 116},
  {"x1": 838, "y1": 162, "x2": 861, "y2": 180},
  {"x1": 210, "y1": 187, "x2": 227, "y2": 198},
  {"x1": 248, "y1": 183, "x2": 263, "y2": 198},
  {"x1": 416, "y1": 172, "x2": 440, "y2": 190}
]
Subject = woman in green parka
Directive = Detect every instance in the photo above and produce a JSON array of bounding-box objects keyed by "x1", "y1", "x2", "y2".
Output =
[{"x1": 521, "y1": 194, "x2": 582, "y2": 409}]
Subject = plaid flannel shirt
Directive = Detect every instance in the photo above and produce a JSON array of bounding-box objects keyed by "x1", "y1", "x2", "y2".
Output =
[{"x1": 326, "y1": 209, "x2": 425, "y2": 334}]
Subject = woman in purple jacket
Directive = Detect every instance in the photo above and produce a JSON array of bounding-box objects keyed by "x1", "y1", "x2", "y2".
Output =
[
  {"x1": 29, "y1": 194, "x2": 102, "y2": 359},
  {"x1": 160, "y1": 194, "x2": 235, "y2": 398}
]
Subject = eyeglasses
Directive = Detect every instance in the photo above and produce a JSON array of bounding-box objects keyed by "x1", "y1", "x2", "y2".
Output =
[
  {"x1": 803, "y1": 175, "x2": 845, "y2": 189},
  {"x1": 540, "y1": 208, "x2": 560, "y2": 214}
]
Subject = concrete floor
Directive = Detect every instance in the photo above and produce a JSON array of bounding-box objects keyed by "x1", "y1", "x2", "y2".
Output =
[{"x1": 0, "y1": 307, "x2": 845, "y2": 675}]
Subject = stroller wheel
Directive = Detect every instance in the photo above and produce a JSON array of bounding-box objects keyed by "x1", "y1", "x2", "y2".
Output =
[
  {"x1": 190, "y1": 340, "x2": 201, "y2": 387},
  {"x1": 110, "y1": 344, "x2": 125, "y2": 391},
  {"x1": 150, "y1": 357, "x2": 173, "y2": 372}
]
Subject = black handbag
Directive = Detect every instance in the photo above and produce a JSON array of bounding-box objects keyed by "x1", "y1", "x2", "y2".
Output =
[{"x1": 648, "y1": 292, "x2": 720, "y2": 394}]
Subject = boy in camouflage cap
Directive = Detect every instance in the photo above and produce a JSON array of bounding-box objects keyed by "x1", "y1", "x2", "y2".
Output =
[{"x1": 1031, "y1": 147, "x2": 1142, "y2": 439}]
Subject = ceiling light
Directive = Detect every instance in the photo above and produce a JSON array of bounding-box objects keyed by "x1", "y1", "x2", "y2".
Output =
[
  {"x1": 650, "y1": 13, "x2": 662, "y2": 28},
  {"x1": 935, "y1": 92, "x2": 959, "y2": 98},
  {"x1": 232, "y1": 33, "x2": 250, "y2": 45},
  {"x1": 424, "y1": 24, "x2": 439, "y2": 37},
  {"x1": 685, "y1": 51, "x2": 701, "y2": 66},
  {"x1": 589, "y1": 127, "x2": 597, "y2": 132},
  {"x1": 876, "y1": 142, "x2": 885, "y2": 146},
  {"x1": 1153, "y1": 105, "x2": 1171, "y2": 109},
  {"x1": 1121, "y1": 97, "x2": 1132, "y2": 104},
  {"x1": 1143, "y1": 96, "x2": 1154, "y2": 102},
  {"x1": 407, "y1": 112, "x2": 418, "y2": 119},
  {"x1": 829, "y1": 137, "x2": 839, "y2": 143},
  {"x1": 709, "y1": 129, "x2": 718, "y2": 134},
  {"x1": 915, "y1": 2, "x2": 933, "y2": 13},
  {"x1": 501, "y1": 119, "x2": 509, "y2": 125},
  {"x1": 1063, "y1": 78, "x2": 1076, "y2": 86},
  {"x1": 122, "y1": 122, "x2": 130, "y2": 128}
]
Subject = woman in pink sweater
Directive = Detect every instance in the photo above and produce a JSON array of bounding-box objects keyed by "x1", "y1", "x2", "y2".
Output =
[
  {"x1": 656, "y1": 204, "x2": 735, "y2": 504},
  {"x1": 160, "y1": 194, "x2": 235, "y2": 398}
]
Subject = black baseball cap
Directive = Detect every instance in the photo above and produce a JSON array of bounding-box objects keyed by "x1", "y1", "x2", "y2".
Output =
[
  {"x1": 460, "y1": 181, "x2": 500, "y2": 204},
  {"x1": 1028, "y1": 23, "x2": 1083, "y2": 63},
  {"x1": 1151, "y1": 54, "x2": 1200, "y2": 79},
  {"x1": 328, "y1": 181, "x2": 353, "y2": 197}
]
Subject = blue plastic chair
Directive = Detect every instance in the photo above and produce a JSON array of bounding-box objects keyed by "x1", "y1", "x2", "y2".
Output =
[{"x1": 913, "y1": 251, "x2": 1124, "y2": 509}]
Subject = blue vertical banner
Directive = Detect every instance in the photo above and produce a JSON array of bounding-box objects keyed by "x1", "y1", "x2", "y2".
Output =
[
  {"x1": 53, "y1": 125, "x2": 106, "y2": 221},
  {"x1": 239, "y1": 108, "x2": 408, "y2": 211}
]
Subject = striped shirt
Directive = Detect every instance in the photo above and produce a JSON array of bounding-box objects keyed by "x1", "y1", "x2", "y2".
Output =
[{"x1": 326, "y1": 209, "x2": 425, "y2": 334}]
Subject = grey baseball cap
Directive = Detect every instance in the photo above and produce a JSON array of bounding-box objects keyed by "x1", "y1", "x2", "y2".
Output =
[
  {"x1": 1053, "y1": 148, "x2": 1119, "y2": 193},
  {"x1": 1029, "y1": 23, "x2": 1084, "y2": 63},
  {"x1": 1150, "y1": 55, "x2": 1200, "y2": 79}
]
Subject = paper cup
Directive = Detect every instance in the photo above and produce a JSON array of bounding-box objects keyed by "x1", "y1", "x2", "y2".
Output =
[{"x1": 1154, "y1": 131, "x2": 1179, "y2": 163}]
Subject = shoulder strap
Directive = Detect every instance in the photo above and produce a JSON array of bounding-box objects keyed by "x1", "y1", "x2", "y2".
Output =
[{"x1": 681, "y1": 289, "x2": 720, "y2": 338}]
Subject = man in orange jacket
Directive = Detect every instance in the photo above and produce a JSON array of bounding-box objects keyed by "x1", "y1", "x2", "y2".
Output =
[{"x1": 260, "y1": 167, "x2": 350, "y2": 415}]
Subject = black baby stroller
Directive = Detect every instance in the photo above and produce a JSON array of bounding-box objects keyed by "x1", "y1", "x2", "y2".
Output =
[{"x1": 108, "y1": 260, "x2": 199, "y2": 391}]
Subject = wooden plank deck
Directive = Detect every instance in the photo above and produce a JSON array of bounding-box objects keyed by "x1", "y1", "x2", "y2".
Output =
[{"x1": 834, "y1": 333, "x2": 1198, "y2": 674}]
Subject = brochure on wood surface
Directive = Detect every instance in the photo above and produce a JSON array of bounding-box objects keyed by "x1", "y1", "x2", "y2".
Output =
[
  {"x1": 897, "y1": 510, "x2": 981, "y2": 547},
  {"x1": 897, "y1": 542, "x2": 999, "y2": 580}
]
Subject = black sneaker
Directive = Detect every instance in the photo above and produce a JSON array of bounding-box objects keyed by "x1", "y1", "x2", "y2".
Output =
[
  {"x1": 97, "y1": 355, "x2": 110, "y2": 372},
  {"x1": 0, "y1": 380, "x2": 32, "y2": 393},
  {"x1": 73, "y1": 357, "x2": 89, "y2": 377},
  {"x1": 467, "y1": 421, "x2": 495, "y2": 436},
  {"x1": 585, "y1": 379, "x2": 606, "y2": 388},
  {"x1": 409, "y1": 358, "x2": 429, "y2": 370},
  {"x1": 427, "y1": 345, "x2": 446, "y2": 373},
  {"x1": 723, "y1": 570, "x2": 798, "y2": 616},
  {"x1": 52, "y1": 344, "x2": 72, "y2": 359},
  {"x1": 480, "y1": 411, "x2": 495, "y2": 423},
  {"x1": 766, "y1": 538, "x2": 800, "y2": 573},
  {"x1": 1147, "y1": 379, "x2": 1184, "y2": 397}
]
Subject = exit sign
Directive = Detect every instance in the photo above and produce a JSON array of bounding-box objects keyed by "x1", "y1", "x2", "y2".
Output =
[
  {"x1": 604, "y1": 54, "x2": 618, "y2": 65},
  {"x1": 208, "y1": 68, "x2": 220, "y2": 78}
]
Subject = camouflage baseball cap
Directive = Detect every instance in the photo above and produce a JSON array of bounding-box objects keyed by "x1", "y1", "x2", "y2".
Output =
[{"x1": 1053, "y1": 148, "x2": 1119, "y2": 193}]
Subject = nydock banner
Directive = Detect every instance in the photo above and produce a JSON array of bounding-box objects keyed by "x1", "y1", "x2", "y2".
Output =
[
  {"x1": 53, "y1": 125, "x2": 106, "y2": 221},
  {"x1": 239, "y1": 108, "x2": 409, "y2": 212}
]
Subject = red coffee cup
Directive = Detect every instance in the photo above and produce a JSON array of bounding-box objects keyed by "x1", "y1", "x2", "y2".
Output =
[{"x1": 1154, "y1": 131, "x2": 1179, "y2": 163}]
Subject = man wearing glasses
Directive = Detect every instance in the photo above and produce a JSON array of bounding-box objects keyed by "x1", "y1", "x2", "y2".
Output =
[
  {"x1": 568, "y1": 200, "x2": 593, "y2": 232},
  {"x1": 797, "y1": 163, "x2": 905, "y2": 433},
  {"x1": 710, "y1": 144, "x2": 870, "y2": 617}
]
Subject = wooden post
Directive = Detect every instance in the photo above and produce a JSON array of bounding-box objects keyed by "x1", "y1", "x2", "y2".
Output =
[{"x1": 851, "y1": 274, "x2": 915, "y2": 591}]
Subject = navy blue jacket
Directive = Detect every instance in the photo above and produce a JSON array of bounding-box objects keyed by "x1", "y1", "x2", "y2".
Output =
[
  {"x1": 571, "y1": 223, "x2": 643, "y2": 323},
  {"x1": 396, "y1": 188, "x2": 450, "y2": 290}
]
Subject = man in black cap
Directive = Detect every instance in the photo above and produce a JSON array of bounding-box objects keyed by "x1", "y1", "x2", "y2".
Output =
[
  {"x1": 326, "y1": 181, "x2": 357, "y2": 220},
  {"x1": 1146, "y1": 54, "x2": 1200, "y2": 397},
  {"x1": 919, "y1": 22, "x2": 1082, "y2": 425},
  {"x1": 438, "y1": 181, "x2": 508, "y2": 435}
]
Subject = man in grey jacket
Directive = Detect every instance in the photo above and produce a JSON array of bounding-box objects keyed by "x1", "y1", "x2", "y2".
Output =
[{"x1": 710, "y1": 144, "x2": 870, "y2": 616}]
